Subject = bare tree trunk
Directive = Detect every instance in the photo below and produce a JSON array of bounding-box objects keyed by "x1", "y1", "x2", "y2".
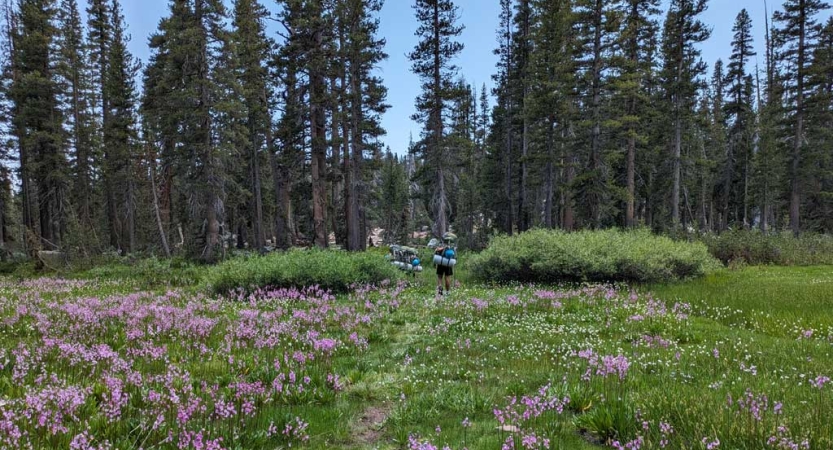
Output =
[{"x1": 150, "y1": 158, "x2": 171, "y2": 258}]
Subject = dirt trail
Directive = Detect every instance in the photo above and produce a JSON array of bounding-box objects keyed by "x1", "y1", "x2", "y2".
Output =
[{"x1": 350, "y1": 402, "x2": 393, "y2": 448}]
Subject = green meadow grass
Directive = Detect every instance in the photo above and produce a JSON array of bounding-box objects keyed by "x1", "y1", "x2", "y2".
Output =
[
  {"x1": 1, "y1": 265, "x2": 832, "y2": 449},
  {"x1": 648, "y1": 266, "x2": 833, "y2": 338}
]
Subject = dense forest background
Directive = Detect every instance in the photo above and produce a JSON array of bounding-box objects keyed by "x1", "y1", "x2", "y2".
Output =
[{"x1": 0, "y1": 0, "x2": 831, "y2": 263}]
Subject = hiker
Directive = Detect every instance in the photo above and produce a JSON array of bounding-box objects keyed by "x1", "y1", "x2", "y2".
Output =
[{"x1": 434, "y1": 233, "x2": 457, "y2": 296}]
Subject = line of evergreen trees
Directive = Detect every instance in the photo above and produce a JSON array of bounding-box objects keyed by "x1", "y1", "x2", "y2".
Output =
[
  {"x1": 0, "y1": 0, "x2": 418, "y2": 262},
  {"x1": 0, "y1": 0, "x2": 830, "y2": 262},
  {"x1": 423, "y1": 0, "x2": 833, "y2": 249}
]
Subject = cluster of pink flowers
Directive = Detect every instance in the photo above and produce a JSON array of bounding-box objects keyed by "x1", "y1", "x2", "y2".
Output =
[
  {"x1": 702, "y1": 437, "x2": 721, "y2": 449},
  {"x1": 767, "y1": 426, "x2": 810, "y2": 450},
  {"x1": 0, "y1": 278, "x2": 405, "y2": 448},
  {"x1": 489, "y1": 384, "x2": 569, "y2": 449},
  {"x1": 576, "y1": 350, "x2": 631, "y2": 381},
  {"x1": 493, "y1": 388, "x2": 570, "y2": 426}
]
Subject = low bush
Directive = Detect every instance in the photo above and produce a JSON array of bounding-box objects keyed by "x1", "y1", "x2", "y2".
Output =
[
  {"x1": 82, "y1": 256, "x2": 205, "y2": 287},
  {"x1": 206, "y1": 248, "x2": 400, "y2": 294},
  {"x1": 469, "y1": 228, "x2": 720, "y2": 284},
  {"x1": 701, "y1": 230, "x2": 833, "y2": 266}
]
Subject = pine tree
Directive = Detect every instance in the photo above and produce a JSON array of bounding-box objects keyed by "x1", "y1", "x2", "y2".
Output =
[
  {"x1": 774, "y1": 0, "x2": 831, "y2": 234},
  {"x1": 307, "y1": 0, "x2": 330, "y2": 249},
  {"x1": 142, "y1": 0, "x2": 232, "y2": 261},
  {"x1": 514, "y1": 0, "x2": 532, "y2": 232},
  {"x1": 806, "y1": 17, "x2": 833, "y2": 230},
  {"x1": 0, "y1": 0, "x2": 17, "y2": 256},
  {"x1": 724, "y1": 9, "x2": 755, "y2": 229},
  {"x1": 574, "y1": 0, "x2": 618, "y2": 228},
  {"x1": 527, "y1": 0, "x2": 577, "y2": 229},
  {"x1": 753, "y1": 10, "x2": 787, "y2": 232},
  {"x1": 343, "y1": 0, "x2": 388, "y2": 251},
  {"x1": 272, "y1": 0, "x2": 306, "y2": 249},
  {"x1": 230, "y1": 0, "x2": 272, "y2": 252},
  {"x1": 408, "y1": 0, "x2": 464, "y2": 238},
  {"x1": 659, "y1": 0, "x2": 710, "y2": 230},
  {"x1": 377, "y1": 151, "x2": 409, "y2": 244},
  {"x1": 451, "y1": 80, "x2": 479, "y2": 247},
  {"x1": 492, "y1": 0, "x2": 514, "y2": 234},
  {"x1": 103, "y1": 0, "x2": 139, "y2": 252},
  {"x1": 9, "y1": 0, "x2": 67, "y2": 252},
  {"x1": 87, "y1": 0, "x2": 118, "y2": 248},
  {"x1": 615, "y1": 0, "x2": 661, "y2": 228},
  {"x1": 55, "y1": 0, "x2": 95, "y2": 236}
]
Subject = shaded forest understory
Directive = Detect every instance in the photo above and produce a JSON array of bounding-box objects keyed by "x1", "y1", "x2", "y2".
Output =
[{"x1": 0, "y1": 0, "x2": 832, "y2": 263}]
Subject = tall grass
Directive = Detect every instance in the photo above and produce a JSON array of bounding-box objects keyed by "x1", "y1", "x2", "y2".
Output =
[
  {"x1": 700, "y1": 230, "x2": 833, "y2": 266},
  {"x1": 469, "y1": 228, "x2": 721, "y2": 284}
]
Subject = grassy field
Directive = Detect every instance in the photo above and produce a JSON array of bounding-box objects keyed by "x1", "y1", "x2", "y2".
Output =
[{"x1": 0, "y1": 266, "x2": 831, "y2": 449}]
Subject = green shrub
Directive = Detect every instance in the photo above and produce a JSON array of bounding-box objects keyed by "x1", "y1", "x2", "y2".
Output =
[
  {"x1": 469, "y1": 229, "x2": 720, "y2": 284},
  {"x1": 81, "y1": 256, "x2": 205, "y2": 287},
  {"x1": 206, "y1": 249, "x2": 401, "y2": 294},
  {"x1": 701, "y1": 230, "x2": 833, "y2": 266}
]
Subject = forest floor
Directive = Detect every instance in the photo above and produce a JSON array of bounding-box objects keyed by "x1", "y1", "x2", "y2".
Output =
[{"x1": 0, "y1": 266, "x2": 832, "y2": 449}]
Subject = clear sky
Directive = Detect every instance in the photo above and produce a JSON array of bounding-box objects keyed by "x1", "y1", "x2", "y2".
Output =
[{"x1": 122, "y1": 0, "x2": 831, "y2": 155}]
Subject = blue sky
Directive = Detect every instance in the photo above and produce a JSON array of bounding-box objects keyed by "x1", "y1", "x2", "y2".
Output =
[{"x1": 122, "y1": 0, "x2": 831, "y2": 154}]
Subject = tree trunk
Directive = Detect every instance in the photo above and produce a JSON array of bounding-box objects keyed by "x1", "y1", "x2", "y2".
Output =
[
  {"x1": 264, "y1": 89, "x2": 289, "y2": 250},
  {"x1": 330, "y1": 70, "x2": 343, "y2": 247},
  {"x1": 672, "y1": 117, "x2": 682, "y2": 230},
  {"x1": 545, "y1": 119, "x2": 555, "y2": 229},
  {"x1": 150, "y1": 155, "x2": 171, "y2": 257},
  {"x1": 563, "y1": 130, "x2": 575, "y2": 231},
  {"x1": 432, "y1": 2, "x2": 448, "y2": 237},
  {"x1": 127, "y1": 174, "x2": 136, "y2": 253},
  {"x1": 196, "y1": 0, "x2": 219, "y2": 262},
  {"x1": 346, "y1": 7, "x2": 363, "y2": 252},
  {"x1": 625, "y1": 0, "x2": 638, "y2": 229},
  {"x1": 309, "y1": 3, "x2": 328, "y2": 249},
  {"x1": 671, "y1": 28, "x2": 685, "y2": 231},
  {"x1": 249, "y1": 113, "x2": 265, "y2": 251},
  {"x1": 518, "y1": 0, "x2": 530, "y2": 233},
  {"x1": 790, "y1": 7, "x2": 806, "y2": 236},
  {"x1": 722, "y1": 141, "x2": 733, "y2": 231},
  {"x1": 626, "y1": 134, "x2": 636, "y2": 228},
  {"x1": 589, "y1": 0, "x2": 603, "y2": 229}
]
